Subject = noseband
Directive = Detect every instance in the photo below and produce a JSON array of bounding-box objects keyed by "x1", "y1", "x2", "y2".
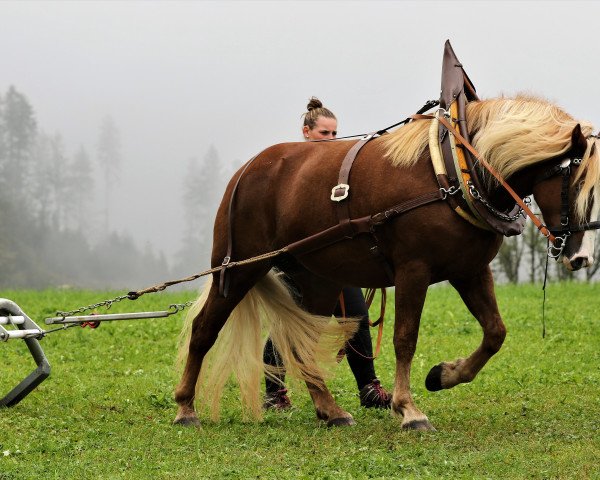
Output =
[{"x1": 537, "y1": 158, "x2": 600, "y2": 259}]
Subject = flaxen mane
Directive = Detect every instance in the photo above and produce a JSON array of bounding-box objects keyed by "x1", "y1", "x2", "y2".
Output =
[{"x1": 382, "y1": 95, "x2": 600, "y2": 221}]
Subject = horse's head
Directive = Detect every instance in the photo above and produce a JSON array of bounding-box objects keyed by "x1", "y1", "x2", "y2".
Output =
[{"x1": 532, "y1": 125, "x2": 600, "y2": 271}]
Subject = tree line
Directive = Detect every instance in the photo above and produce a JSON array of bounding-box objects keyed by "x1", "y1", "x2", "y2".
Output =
[
  {"x1": 493, "y1": 216, "x2": 599, "y2": 283},
  {"x1": 0, "y1": 86, "x2": 172, "y2": 289},
  {"x1": 0, "y1": 85, "x2": 597, "y2": 289}
]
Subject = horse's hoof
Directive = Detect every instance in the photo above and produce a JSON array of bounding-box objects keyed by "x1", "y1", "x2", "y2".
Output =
[
  {"x1": 327, "y1": 416, "x2": 356, "y2": 427},
  {"x1": 173, "y1": 416, "x2": 201, "y2": 428},
  {"x1": 402, "y1": 419, "x2": 436, "y2": 431},
  {"x1": 425, "y1": 363, "x2": 444, "y2": 391}
]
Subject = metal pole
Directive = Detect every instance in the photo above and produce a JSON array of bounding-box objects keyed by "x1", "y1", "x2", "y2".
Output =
[
  {"x1": 1, "y1": 329, "x2": 44, "y2": 340},
  {"x1": 45, "y1": 310, "x2": 173, "y2": 325},
  {"x1": 0, "y1": 316, "x2": 25, "y2": 325}
]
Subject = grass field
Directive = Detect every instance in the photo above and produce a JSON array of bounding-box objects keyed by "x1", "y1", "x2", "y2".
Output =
[{"x1": 0, "y1": 283, "x2": 598, "y2": 479}]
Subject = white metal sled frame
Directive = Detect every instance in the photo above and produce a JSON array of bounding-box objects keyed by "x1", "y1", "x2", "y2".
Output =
[{"x1": 0, "y1": 298, "x2": 50, "y2": 407}]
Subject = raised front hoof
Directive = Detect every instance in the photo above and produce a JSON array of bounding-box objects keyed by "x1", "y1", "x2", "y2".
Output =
[
  {"x1": 425, "y1": 364, "x2": 444, "y2": 391},
  {"x1": 401, "y1": 419, "x2": 436, "y2": 431},
  {"x1": 173, "y1": 416, "x2": 201, "y2": 428},
  {"x1": 327, "y1": 416, "x2": 356, "y2": 427}
]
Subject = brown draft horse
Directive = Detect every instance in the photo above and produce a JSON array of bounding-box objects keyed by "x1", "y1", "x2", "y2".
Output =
[{"x1": 175, "y1": 95, "x2": 599, "y2": 430}]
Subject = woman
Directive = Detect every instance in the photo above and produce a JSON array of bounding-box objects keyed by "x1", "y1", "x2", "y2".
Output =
[{"x1": 262, "y1": 97, "x2": 391, "y2": 410}]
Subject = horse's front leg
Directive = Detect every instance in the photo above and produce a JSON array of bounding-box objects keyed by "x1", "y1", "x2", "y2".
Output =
[
  {"x1": 392, "y1": 269, "x2": 435, "y2": 431},
  {"x1": 426, "y1": 266, "x2": 506, "y2": 391}
]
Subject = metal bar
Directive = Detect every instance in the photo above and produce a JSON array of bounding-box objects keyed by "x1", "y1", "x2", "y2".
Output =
[
  {"x1": 45, "y1": 310, "x2": 172, "y2": 325},
  {"x1": 1, "y1": 329, "x2": 44, "y2": 340},
  {"x1": 0, "y1": 298, "x2": 50, "y2": 407},
  {"x1": 0, "y1": 316, "x2": 25, "y2": 325}
]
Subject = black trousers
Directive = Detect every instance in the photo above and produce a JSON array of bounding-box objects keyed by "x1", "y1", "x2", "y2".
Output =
[{"x1": 263, "y1": 287, "x2": 376, "y2": 393}]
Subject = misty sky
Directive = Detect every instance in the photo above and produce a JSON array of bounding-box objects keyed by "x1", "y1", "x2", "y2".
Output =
[{"x1": 2, "y1": 0, "x2": 599, "y2": 266}]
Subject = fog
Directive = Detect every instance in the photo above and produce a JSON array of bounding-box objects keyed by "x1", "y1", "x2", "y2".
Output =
[{"x1": 1, "y1": 1, "x2": 599, "y2": 283}]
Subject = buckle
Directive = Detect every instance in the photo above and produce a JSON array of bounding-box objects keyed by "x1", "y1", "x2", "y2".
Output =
[
  {"x1": 221, "y1": 256, "x2": 231, "y2": 266},
  {"x1": 331, "y1": 183, "x2": 350, "y2": 202}
]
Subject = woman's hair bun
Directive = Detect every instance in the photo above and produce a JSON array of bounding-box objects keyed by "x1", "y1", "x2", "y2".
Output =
[{"x1": 307, "y1": 97, "x2": 323, "y2": 111}]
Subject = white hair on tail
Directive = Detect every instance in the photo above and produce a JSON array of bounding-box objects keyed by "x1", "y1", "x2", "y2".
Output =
[{"x1": 176, "y1": 271, "x2": 358, "y2": 421}]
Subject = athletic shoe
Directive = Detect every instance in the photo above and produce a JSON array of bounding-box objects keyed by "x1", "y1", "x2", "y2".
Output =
[
  {"x1": 359, "y1": 379, "x2": 391, "y2": 408},
  {"x1": 263, "y1": 388, "x2": 292, "y2": 410}
]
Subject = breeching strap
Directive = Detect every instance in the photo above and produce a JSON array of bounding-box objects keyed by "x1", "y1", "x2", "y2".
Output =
[{"x1": 415, "y1": 113, "x2": 557, "y2": 244}]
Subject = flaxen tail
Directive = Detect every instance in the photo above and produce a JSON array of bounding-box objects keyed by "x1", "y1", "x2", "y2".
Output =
[{"x1": 177, "y1": 270, "x2": 357, "y2": 421}]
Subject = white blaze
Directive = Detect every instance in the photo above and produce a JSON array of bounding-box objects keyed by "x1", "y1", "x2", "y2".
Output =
[{"x1": 565, "y1": 194, "x2": 599, "y2": 268}]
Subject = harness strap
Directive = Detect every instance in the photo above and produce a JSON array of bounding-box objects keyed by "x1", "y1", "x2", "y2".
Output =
[
  {"x1": 219, "y1": 152, "x2": 262, "y2": 297},
  {"x1": 365, "y1": 287, "x2": 386, "y2": 328},
  {"x1": 560, "y1": 165, "x2": 570, "y2": 233},
  {"x1": 549, "y1": 221, "x2": 600, "y2": 235},
  {"x1": 331, "y1": 133, "x2": 397, "y2": 282},
  {"x1": 371, "y1": 191, "x2": 444, "y2": 225},
  {"x1": 286, "y1": 191, "x2": 444, "y2": 257},
  {"x1": 332, "y1": 133, "x2": 376, "y2": 236},
  {"x1": 336, "y1": 291, "x2": 347, "y2": 362}
]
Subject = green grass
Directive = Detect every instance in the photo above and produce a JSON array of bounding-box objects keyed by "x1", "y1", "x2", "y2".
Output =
[{"x1": 0, "y1": 283, "x2": 598, "y2": 479}]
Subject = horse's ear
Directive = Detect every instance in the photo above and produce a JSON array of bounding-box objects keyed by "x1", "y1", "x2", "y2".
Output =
[{"x1": 570, "y1": 124, "x2": 588, "y2": 158}]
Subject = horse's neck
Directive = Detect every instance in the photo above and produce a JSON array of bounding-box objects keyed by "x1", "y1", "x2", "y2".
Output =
[{"x1": 485, "y1": 163, "x2": 541, "y2": 212}]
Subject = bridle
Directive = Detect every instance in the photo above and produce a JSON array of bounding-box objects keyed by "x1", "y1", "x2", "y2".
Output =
[{"x1": 536, "y1": 157, "x2": 600, "y2": 259}]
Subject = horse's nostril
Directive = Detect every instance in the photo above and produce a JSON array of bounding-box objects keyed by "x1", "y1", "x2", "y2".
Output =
[{"x1": 570, "y1": 257, "x2": 586, "y2": 271}]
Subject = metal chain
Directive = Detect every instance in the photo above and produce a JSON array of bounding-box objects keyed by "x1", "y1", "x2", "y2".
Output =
[
  {"x1": 439, "y1": 185, "x2": 461, "y2": 200},
  {"x1": 467, "y1": 181, "x2": 527, "y2": 222},
  {"x1": 55, "y1": 294, "x2": 132, "y2": 317},
  {"x1": 167, "y1": 301, "x2": 196, "y2": 314}
]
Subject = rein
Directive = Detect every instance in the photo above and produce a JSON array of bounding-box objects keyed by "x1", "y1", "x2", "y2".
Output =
[{"x1": 338, "y1": 288, "x2": 386, "y2": 362}]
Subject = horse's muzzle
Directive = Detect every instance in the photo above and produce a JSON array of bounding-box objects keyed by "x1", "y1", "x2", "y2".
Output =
[{"x1": 563, "y1": 255, "x2": 593, "y2": 271}]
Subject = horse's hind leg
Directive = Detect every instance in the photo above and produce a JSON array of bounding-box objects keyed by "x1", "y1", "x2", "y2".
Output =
[
  {"x1": 425, "y1": 266, "x2": 506, "y2": 391},
  {"x1": 287, "y1": 271, "x2": 356, "y2": 426},
  {"x1": 174, "y1": 265, "x2": 269, "y2": 426}
]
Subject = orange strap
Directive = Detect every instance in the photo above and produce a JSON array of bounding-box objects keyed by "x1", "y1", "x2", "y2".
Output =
[
  {"x1": 337, "y1": 289, "x2": 385, "y2": 361},
  {"x1": 336, "y1": 292, "x2": 347, "y2": 362},
  {"x1": 415, "y1": 113, "x2": 556, "y2": 244},
  {"x1": 365, "y1": 288, "x2": 385, "y2": 358}
]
